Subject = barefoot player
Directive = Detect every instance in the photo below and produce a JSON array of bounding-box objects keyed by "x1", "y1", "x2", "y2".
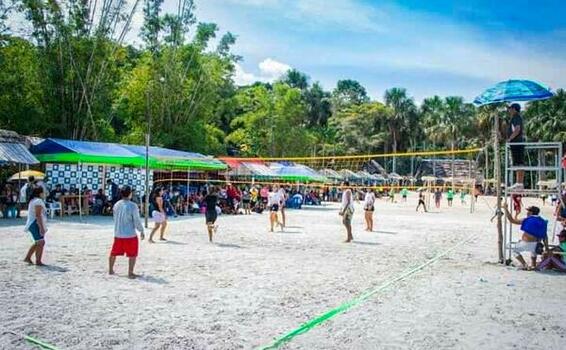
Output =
[
  {"x1": 23, "y1": 187, "x2": 48, "y2": 266},
  {"x1": 109, "y1": 186, "x2": 145, "y2": 279}
]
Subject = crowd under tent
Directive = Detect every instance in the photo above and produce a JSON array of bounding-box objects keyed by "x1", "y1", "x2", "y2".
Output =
[{"x1": 31, "y1": 138, "x2": 225, "y2": 197}]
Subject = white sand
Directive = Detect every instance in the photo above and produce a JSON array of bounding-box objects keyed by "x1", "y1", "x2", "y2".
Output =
[{"x1": 1, "y1": 194, "x2": 565, "y2": 349}]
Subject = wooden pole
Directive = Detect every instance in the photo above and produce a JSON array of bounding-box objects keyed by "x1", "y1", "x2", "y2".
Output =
[
  {"x1": 144, "y1": 90, "x2": 150, "y2": 229},
  {"x1": 494, "y1": 112, "x2": 504, "y2": 263}
]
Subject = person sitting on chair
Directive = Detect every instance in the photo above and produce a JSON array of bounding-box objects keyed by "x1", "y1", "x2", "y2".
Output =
[
  {"x1": 502, "y1": 205, "x2": 549, "y2": 270},
  {"x1": 536, "y1": 229, "x2": 566, "y2": 272}
]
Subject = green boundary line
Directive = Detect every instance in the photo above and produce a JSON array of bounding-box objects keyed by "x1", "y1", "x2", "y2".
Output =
[
  {"x1": 258, "y1": 234, "x2": 475, "y2": 350},
  {"x1": 25, "y1": 335, "x2": 60, "y2": 350}
]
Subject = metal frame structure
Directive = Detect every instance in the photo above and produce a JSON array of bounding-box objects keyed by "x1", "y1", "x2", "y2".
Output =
[{"x1": 503, "y1": 142, "x2": 564, "y2": 262}]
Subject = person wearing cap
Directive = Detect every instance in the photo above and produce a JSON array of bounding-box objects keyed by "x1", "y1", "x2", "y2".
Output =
[
  {"x1": 109, "y1": 186, "x2": 144, "y2": 279},
  {"x1": 503, "y1": 205, "x2": 548, "y2": 270},
  {"x1": 507, "y1": 103, "x2": 525, "y2": 190}
]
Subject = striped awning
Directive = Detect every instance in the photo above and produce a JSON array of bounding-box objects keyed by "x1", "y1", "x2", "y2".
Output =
[{"x1": 0, "y1": 142, "x2": 39, "y2": 165}]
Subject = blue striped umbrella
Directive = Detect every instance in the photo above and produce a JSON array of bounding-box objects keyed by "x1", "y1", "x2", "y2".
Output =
[{"x1": 473, "y1": 79, "x2": 553, "y2": 105}]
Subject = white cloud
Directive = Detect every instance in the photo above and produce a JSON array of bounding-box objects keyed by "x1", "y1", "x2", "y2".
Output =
[
  {"x1": 233, "y1": 58, "x2": 291, "y2": 85},
  {"x1": 233, "y1": 64, "x2": 258, "y2": 85},
  {"x1": 258, "y1": 58, "x2": 291, "y2": 78}
]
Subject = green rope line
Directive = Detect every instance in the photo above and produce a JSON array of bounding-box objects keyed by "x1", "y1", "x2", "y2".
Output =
[
  {"x1": 259, "y1": 234, "x2": 475, "y2": 350},
  {"x1": 25, "y1": 335, "x2": 60, "y2": 350}
]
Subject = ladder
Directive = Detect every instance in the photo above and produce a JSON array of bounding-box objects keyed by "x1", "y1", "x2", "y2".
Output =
[{"x1": 503, "y1": 142, "x2": 564, "y2": 262}]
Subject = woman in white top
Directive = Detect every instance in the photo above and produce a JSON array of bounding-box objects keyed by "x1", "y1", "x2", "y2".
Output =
[
  {"x1": 149, "y1": 187, "x2": 168, "y2": 243},
  {"x1": 24, "y1": 187, "x2": 48, "y2": 265},
  {"x1": 267, "y1": 186, "x2": 283, "y2": 232},
  {"x1": 364, "y1": 188, "x2": 376, "y2": 232}
]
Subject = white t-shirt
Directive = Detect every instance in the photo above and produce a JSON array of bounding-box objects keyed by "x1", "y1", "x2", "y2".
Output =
[
  {"x1": 19, "y1": 183, "x2": 29, "y2": 203},
  {"x1": 341, "y1": 189, "x2": 354, "y2": 212},
  {"x1": 268, "y1": 192, "x2": 280, "y2": 207},
  {"x1": 25, "y1": 198, "x2": 47, "y2": 232},
  {"x1": 364, "y1": 192, "x2": 376, "y2": 208}
]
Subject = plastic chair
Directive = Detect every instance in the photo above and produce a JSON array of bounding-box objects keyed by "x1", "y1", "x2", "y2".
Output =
[{"x1": 46, "y1": 202, "x2": 62, "y2": 219}]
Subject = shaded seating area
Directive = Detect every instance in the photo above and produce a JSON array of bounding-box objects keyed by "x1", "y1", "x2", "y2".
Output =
[
  {"x1": 0, "y1": 130, "x2": 40, "y2": 219},
  {"x1": 30, "y1": 138, "x2": 226, "y2": 217}
]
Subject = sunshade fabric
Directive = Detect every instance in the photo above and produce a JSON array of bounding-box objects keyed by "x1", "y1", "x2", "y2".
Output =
[
  {"x1": 473, "y1": 79, "x2": 553, "y2": 105},
  {"x1": 32, "y1": 138, "x2": 226, "y2": 170},
  {"x1": 8, "y1": 170, "x2": 45, "y2": 181},
  {"x1": 270, "y1": 163, "x2": 327, "y2": 182},
  {"x1": 319, "y1": 168, "x2": 343, "y2": 180},
  {"x1": 339, "y1": 169, "x2": 362, "y2": 180},
  {"x1": 0, "y1": 142, "x2": 39, "y2": 165},
  {"x1": 219, "y1": 158, "x2": 276, "y2": 178}
]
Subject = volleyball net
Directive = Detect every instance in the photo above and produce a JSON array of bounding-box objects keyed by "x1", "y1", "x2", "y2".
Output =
[{"x1": 153, "y1": 147, "x2": 484, "y2": 191}]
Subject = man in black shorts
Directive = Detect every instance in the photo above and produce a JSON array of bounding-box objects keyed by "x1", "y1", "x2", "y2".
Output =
[
  {"x1": 204, "y1": 187, "x2": 219, "y2": 242},
  {"x1": 507, "y1": 103, "x2": 525, "y2": 190}
]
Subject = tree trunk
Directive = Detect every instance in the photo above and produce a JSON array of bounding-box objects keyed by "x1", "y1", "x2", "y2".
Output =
[
  {"x1": 392, "y1": 133, "x2": 397, "y2": 174},
  {"x1": 451, "y1": 137, "x2": 455, "y2": 191},
  {"x1": 484, "y1": 146, "x2": 489, "y2": 180}
]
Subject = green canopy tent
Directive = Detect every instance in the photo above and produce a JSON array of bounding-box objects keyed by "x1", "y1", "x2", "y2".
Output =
[{"x1": 32, "y1": 139, "x2": 226, "y2": 171}]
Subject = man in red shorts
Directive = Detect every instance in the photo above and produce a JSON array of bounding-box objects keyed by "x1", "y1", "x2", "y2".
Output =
[{"x1": 109, "y1": 186, "x2": 145, "y2": 279}]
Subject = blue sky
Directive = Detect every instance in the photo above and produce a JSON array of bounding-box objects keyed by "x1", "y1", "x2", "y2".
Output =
[{"x1": 155, "y1": 0, "x2": 566, "y2": 102}]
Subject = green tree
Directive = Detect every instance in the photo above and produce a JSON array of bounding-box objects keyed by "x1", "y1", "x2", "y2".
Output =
[
  {"x1": 384, "y1": 87, "x2": 416, "y2": 172},
  {"x1": 0, "y1": 37, "x2": 46, "y2": 134},
  {"x1": 331, "y1": 102, "x2": 390, "y2": 154},
  {"x1": 525, "y1": 89, "x2": 566, "y2": 143},
  {"x1": 227, "y1": 82, "x2": 314, "y2": 157},
  {"x1": 332, "y1": 79, "x2": 369, "y2": 111}
]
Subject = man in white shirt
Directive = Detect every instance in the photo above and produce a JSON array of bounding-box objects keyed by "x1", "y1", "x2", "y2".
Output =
[
  {"x1": 340, "y1": 181, "x2": 354, "y2": 242},
  {"x1": 109, "y1": 186, "x2": 145, "y2": 279}
]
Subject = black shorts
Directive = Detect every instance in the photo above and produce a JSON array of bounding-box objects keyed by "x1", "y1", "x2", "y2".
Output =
[
  {"x1": 364, "y1": 206, "x2": 374, "y2": 212},
  {"x1": 510, "y1": 144, "x2": 525, "y2": 166},
  {"x1": 270, "y1": 204, "x2": 279, "y2": 212},
  {"x1": 205, "y1": 210, "x2": 217, "y2": 223}
]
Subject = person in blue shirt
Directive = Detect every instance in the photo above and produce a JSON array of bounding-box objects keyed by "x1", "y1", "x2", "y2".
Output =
[{"x1": 503, "y1": 205, "x2": 549, "y2": 270}]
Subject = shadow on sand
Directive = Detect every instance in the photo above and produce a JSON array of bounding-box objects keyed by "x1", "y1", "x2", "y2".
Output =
[
  {"x1": 215, "y1": 242, "x2": 244, "y2": 249},
  {"x1": 38, "y1": 264, "x2": 69, "y2": 273},
  {"x1": 279, "y1": 230, "x2": 302, "y2": 234},
  {"x1": 352, "y1": 241, "x2": 381, "y2": 246},
  {"x1": 374, "y1": 230, "x2": 398, "y2": 235},
  {"x1": 137, "y1": 275, "x2": 168, "y2": 284},
  {"x1": 164, "y1": 240, "x2": 188, "y2": 245}
]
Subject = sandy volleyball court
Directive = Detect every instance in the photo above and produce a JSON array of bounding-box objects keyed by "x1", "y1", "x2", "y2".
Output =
[{"x1": 1, "y1": 193, "x2": 565, "y2": 349}]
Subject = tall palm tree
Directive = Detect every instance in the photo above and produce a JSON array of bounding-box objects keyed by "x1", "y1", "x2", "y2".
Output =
[
  {"x1": 442, "y1": 96, "x2": 470, "y2": 187},
  {"x1": 384, "y1": 87, "x2": 415, "y2": 173},
  {"x1": 421, "y1": 96, "x2": 446, "y2": 148}
]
